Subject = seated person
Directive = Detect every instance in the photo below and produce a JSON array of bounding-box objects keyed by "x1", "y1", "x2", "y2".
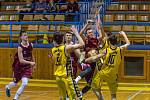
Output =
[{"x1": 33, "y1": 0, "x2": 50, "y2": 13}]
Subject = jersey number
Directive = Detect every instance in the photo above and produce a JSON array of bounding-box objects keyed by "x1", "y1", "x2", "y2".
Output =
[
  {"x1": 56, "y1": 53, "x2": 61, "y2": 66},
  {"x1": 108, "y1": 54, "x2": 115, "y2": 65}
]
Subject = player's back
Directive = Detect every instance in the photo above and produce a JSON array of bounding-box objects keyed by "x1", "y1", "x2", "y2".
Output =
[
  {"x1": 101, "y1": 46, "x2": 121, "y2": 75},
  {"x1": 52, "y1": 45, "x2": 68, "y2": 77}
]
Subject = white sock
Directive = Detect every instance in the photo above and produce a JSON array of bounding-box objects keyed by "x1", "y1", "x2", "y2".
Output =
[
  {"x1": 6, "y1": 82, "x2": 17, "y2": 89},
  {"x1": 13, "y1": 77, "x2": 29, "y2": 99},
  {"x1": 75, "y1": 76, "x2": 81, "y2": 83}
]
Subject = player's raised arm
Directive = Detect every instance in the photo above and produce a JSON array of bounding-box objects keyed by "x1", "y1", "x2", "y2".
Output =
[
  {"x1": 119, "y1": 31, "x2": 130, "y2": 50},
  {"x1": 79, "y1": 20, "x2": 90, "y2": 41},
  {"x1": 66, "y1": 26, "x2": 85, "y2": 53},
  {"x1": 96, "y1": 10, "x2": 107, "y2": 40}
]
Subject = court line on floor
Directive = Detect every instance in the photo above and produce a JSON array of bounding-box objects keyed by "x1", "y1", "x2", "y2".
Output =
[
  {"x1": 1, "y1": 90, "x2": 150, "y2": 94},
  {"x1": 128, "y1": 89, "x2": 143, "y2": 100},
  {"x1": 21, "y1": 92, "x2": 49, "y2": 100}
]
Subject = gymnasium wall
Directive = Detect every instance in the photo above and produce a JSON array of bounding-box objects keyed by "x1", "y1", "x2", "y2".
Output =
[{"x1": 0, "y1": 48, "x2": 150, "y2": 83}]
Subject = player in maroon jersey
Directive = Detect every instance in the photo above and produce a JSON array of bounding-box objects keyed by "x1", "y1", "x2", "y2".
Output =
[
  {"x1": 75, "y1": 18, "x2": 104, "y2": 95},
  {"x1": 5, "y1": 31, "x2": 36, "y2": 100}
]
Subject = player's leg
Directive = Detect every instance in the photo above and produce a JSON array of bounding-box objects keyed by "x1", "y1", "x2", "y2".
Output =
[
  {"x1": 13, "y1": 77, "x2": 29, "y2": 100},
  {"x1": 5, "y1": 72, "x2": 21, "y2": 97},
  {"x1": 75, "y1": 64, "x2": 91, "y2": 83},
  {"x1": 91, "y1": 72, "x2": 104, "y2": 100},
  {"x1": 56, "y1": 76, "x2": 67, "y2": 100},
  {"x1": 5, "y1": 82, "x2": 17, "y2": 97},
  {"x1": 107, "y1": 75, "x2": 118, "y2": 100},
  {"x1": 81, "y1": 63, "x2": 96, "y2": 95},
  {"x1": 65, "y1": 77, "x2": 76, "y2": 100}
]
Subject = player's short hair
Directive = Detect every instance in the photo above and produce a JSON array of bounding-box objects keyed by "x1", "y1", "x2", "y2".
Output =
[
  {"x1": 19, "y1": 31, "x2": 27, "y2": 37},
  {"x1": 106, "y1": 31, "x2": 117, "y2": 45},
  {"x1": 53, "y1": 33, "x2": 64, "y2": 44},
  {"x1": 66, "y1": 31, "x2": 73, "y2": 35}
]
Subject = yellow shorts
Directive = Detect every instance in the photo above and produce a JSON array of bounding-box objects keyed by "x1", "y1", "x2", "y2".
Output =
[
  {"x1": 56, "y1": 76, "x2": 76, "y2": 100},
  {"x1": 92, "y1": 71, "x2": 118, "y2": 94}
]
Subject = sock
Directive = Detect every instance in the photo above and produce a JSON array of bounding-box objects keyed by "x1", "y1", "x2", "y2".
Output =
[
  {"x1": 13, "y1": 77, "x2": 29, "y2": 99},
  {"x1": 75, "y1": 76, "x2": 81, "y2": 83},
  {"x1": 6, "y1": 82, "x2": 17, "y2": 89}
]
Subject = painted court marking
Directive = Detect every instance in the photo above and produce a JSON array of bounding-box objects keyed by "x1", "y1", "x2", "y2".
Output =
[{"x1": 128, "y1": 90, "x2": 143, "y2": 100}]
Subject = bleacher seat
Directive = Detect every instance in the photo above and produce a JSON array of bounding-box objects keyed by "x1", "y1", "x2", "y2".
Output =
[
  {"x1": 107, "y1": 4, "x2": 118, "y2": 10},
  {"x1": 33, "y1": 14, "x2": 44, "y2": 21},
  {"x1": 140, "y1": 4, "x2": 149, "y2": 11},
  {"x1": 110, "y1": 25, "x2": 122, "y2": 32},
  {"x1": 6, "y1": 6, "x2": 15, "y2": 11},
  {"x1": 138, "y1": 15, "x2": 149, "y2": 22},
  {"x1": 119, "y1": 4, "x2": 128, "y2": 11},
  {"x1": 9, "y1": 15, "x2": 19, "y2": 21},
  {"x1": 0, "y1": 25, "x2": 10, "y2": 31},
  {"x1": 27, "y1": 25, "x2": 38, "y2": 32},
  {"x1": 104, "y1": 15, "x2": 114, "y2": 22},
  {"x1": 54, "y1": 15, "x2": 65, "y2": 21},
  {"x1": 23, "y1": 15, "x2": 33, "y2": 21},
  {"x1": 129, "y1": 4, "x2": 139, "y2": 11},
  {"x1": 0, "y1": 15, "x2": 9, "y2": 21},
  {"x1": 12, "y1": 25, "x2": 21, "y2": 31},
  {"x1": 60, "y1": 25, "x2": 71, "y2": 31},
  {"x1": 134, "y1": 26, "x2": 145, "y2": 32},
  {"x1": 45, "y1": 15, "x2": 54, "y2": 21},
  {"x1": 122, "y1": 25, "x2": 134, "y2": 32},
  {"x1": 145, "y1": 26, "x2": 150, "y2": 32},
  {"x1": 114, "y1": 14, "x2": 125, "y2": 21},
  {"x1": 38, "y1": 25, "x2": 49, "y2": 32},
  {"x1": 126, "y1": 14, "x2": 137, "y2": 21}
]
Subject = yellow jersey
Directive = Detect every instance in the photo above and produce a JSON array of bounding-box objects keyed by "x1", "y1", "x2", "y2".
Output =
[
  {"x1": 52, "y1": 45, "x2": 69, "y2": 77},
  {"x1": 101, "y1": 46, "x2": 122, "y2": 75},
  {"x1": 96, "y1": 39, "x2": 109, "y2": 70}
]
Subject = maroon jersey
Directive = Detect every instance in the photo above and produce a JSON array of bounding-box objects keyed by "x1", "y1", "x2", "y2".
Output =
[
  {"x1": 20, "y1": 42, "x2": 33, "y2": 62},
  {"x1": 12, "y1": 42, "x2": 33, "y2": 83},
  {"x1": 85, "y1": 37, "x2": 99, "y2": 53},
  {"x1": 71, "y1": 52, "x2": 82, "y2": 78}
]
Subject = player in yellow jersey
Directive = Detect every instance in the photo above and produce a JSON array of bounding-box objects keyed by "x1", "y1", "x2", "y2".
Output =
[
  {"x1": 51, "y1": 26, "x2": 84, "y2": 100},
  {"x1": 85, "y1": 31, "x2": 130, "y2": 100}
]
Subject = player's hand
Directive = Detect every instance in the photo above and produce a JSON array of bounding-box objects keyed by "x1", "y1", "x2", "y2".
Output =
[
  {"x1": 119, "y1": 31, "x2": 126, "y2": 35},
  {"x1": 87, "y1": 19, "x2": 94, "y2": 24},
  {"x1": 30, "y1": 62, "x2": 35, "y2": 66},
  {"x1": 71, "y1": 25, "x2": 78, "y2": 34}
]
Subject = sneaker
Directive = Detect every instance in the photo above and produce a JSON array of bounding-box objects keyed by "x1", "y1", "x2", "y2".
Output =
[{"x1": 5, "y1": 86, "x2": 10, "y2": 97}]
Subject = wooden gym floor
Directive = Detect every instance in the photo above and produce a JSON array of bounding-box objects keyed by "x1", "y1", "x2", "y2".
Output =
[{"x1": 0, "y1": 78, "x2": 150, "y2": 100}]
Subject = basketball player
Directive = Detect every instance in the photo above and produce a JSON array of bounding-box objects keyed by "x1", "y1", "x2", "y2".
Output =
[
  {"x1": 75, "y1": 12, "x2": 106, "y2": 95},
  {"x1": 51, "y1": 26, "x2": 84, "y2": 100},
  {"x1": 5, "y1": 31, "x2": 36, "y2": 100},
  {"x1": 65, "y1": 31, "x2": 82, "y2": 78},
  {"x1": 85, "y1": 31, "x2": 130, "y2": 100}
]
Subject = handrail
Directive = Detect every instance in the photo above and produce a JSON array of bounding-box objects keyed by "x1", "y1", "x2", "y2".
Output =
[
  {"x1": 104, "y1": 22, "x2": 150, "y2": 26},
  {"x1": 0, "y1": 21, "x2": 81, "y2": 25},
  {"x1": 105, "y1": 11, "x2": 150, "y2": 14},
  {"x1": 0, "y1": 12, "x2": 86, "y2": 15},
  {"x1": 111, "y1": 1, "x2": 150, "y2": 4},
  {"x1": 1, "y1": 2, "x2": 88, "y2": 6}
]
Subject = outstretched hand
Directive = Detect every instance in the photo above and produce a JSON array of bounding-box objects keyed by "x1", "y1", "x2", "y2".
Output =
[{"x1": 71, "y1": 25, "x2": 78, "y2": 34}]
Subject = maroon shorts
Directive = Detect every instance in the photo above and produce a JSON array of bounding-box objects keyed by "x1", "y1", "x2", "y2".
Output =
[{"x1": 13, "y1": 64, "x2": 32, "y2": 83}]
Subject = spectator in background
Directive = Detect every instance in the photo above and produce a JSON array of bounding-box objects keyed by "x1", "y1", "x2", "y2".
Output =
[
  {"x1": 18, "y1": 0, "x2": 35, "y2": 21},
  {"x1": 48, "y1": 0, "x2": 57, "y2": 12},
  {"x1": 33, "y1": 0, "x2": 50, "y2": 13},
  {"x1": 66, "y1": 0, "x2": 79, "y2": 21}
]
